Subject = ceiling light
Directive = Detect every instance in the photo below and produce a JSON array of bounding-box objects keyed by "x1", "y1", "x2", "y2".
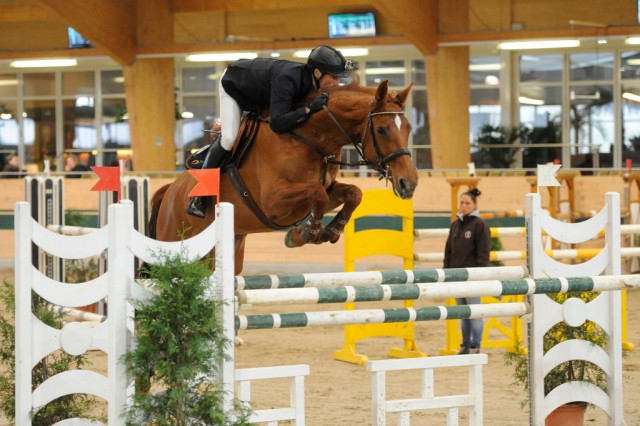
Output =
[
  {"x1": 10, "y1": 59, "x2": 77, "y2": 68},
  {"x1": 469, "y1": 63, "x2": 501, "y2": 71},
  {"x1": 113, "y1": 76, "x2": 125, "y2": 84},
  {"x1": 0, "y1": 113, "x2": 12, "y2": 120},
  {"x1": 623, "y1": 92, "x2": 640, "y2": 102},
  {"x1": 293, "y1": 48, "x2": 369, "y2": 58},
  {"x1": 626, "y1": 37, "x2": 640, "y2": 45},
  {"x1": 0, "y1": 79, "x2": 18, "y2": 86},
  {"x1": 498, "y1": 40, "x2": 580, "y2": 50},
  {"x1": 484, "y1": 75, "x2": 500, "y2": 85},
  {"x1": 270, "y1": 52, "x2": 281, "y2": 58},
  {"x1": 363, "y1": 67, "x2": 405, "y2": 75},
  {"x1": 181, "y1": 111, "x2": 195, "y2": 119},
  {"x1": 186, "y1": 52, "x2": 258, "y2": 62},
  {"x1": 626, "y1": 59, "x2": 640, "y2": 65},
  {"x1": 519, "y1": 96, "x2": 545, "y2": 105}
]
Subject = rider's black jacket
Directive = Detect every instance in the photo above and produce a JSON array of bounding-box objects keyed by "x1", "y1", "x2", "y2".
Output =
[{"x1": 221, "y1": 58, "x2": 315, "y2": 134}]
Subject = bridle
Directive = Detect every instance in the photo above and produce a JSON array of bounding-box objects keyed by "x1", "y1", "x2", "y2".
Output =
[{"x1": 290, "y1": 101, "x2": 412, "y2": 183}]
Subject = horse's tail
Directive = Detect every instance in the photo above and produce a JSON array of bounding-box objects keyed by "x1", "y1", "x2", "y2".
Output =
[{"x1": 147, "y1": 183, "x2": 171, "y2": 239}]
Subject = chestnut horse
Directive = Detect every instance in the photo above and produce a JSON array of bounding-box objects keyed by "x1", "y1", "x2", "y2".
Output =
[{"x1": 148, "y1": 80, "x2": 418, "y2": 275}]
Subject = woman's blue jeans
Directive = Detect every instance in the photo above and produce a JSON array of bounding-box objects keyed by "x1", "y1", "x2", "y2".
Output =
[{"x1": 456, "y1": 297, "x2": 484, "y2": 348}]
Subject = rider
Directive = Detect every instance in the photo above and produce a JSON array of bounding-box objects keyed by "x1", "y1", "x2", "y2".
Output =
[{"x1": 186, "y1": 45, "x2": 355, "y2": 218}]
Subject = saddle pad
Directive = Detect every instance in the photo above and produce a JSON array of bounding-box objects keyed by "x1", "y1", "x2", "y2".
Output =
[{"x1": 185, "y1": 144, "x2": 209, "y2": 170}]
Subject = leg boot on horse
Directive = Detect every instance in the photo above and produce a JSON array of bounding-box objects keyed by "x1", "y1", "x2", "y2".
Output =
[{"x1": 186, "y1": 139, "x2": 230, "y2": 218}]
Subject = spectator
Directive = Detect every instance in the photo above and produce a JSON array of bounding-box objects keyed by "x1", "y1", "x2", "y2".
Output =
[
  {"x1": 65, "y1": 154, "x2": 91, "y2": 178},
  {"x1": 2, "y1": 153, "x2": 25, "y2": 178},
  {"x1": 443, "y1": 188, "x2": 491, "y2": 354}
]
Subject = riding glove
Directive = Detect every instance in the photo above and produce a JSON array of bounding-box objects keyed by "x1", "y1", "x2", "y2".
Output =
[{"x1": 307, "y1": 93, "x2": 329, "y2": 116}]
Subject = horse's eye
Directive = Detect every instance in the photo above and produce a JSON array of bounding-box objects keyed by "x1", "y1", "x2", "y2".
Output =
[{"x1": 376, "y1": 126, "x2": 387, "y2": 136}]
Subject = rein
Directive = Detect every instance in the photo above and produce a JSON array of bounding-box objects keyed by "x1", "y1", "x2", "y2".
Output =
[{"x1": 290, "y1": 101, "x2": 411, "y2": 183}]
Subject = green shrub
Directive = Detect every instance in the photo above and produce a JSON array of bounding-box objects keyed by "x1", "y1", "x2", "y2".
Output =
[{"x1": 123, "y1": 249, "x2": 251, "y2": 425}]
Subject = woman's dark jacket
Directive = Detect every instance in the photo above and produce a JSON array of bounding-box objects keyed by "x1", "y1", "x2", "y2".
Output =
[
  {"x1": 443, "y1": 210, "x2": 491, "y2": 269},
  {"x1": 221, "y1": 58, "x2": 314, "y2": 134}
]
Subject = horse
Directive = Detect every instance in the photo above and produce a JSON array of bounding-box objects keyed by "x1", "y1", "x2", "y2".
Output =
[{"x1": 148, "y1": 79, "x2": 418, "y2": 275}]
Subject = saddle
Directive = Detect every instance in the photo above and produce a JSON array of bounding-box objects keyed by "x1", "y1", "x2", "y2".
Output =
[{"x1": 185, "y1": 113, "x2": 263, "y2": 171}]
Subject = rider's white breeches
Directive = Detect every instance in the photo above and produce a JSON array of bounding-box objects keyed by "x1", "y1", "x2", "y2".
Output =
[{"x1": 219, "y1": 69, "x2": 242, "y2": 152}]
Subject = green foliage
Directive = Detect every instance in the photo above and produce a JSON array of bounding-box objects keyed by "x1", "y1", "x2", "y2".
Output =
[
  {"x1": 504, "y1": 292, "x2": 609, "y2": 408},
  {"x1": 64, "y1": 210, "x2": 92, "y2": 227},
  {"x1": 474, "y1": 124, "x2": 529, "y2": 168},
  {"x1": 123, "y1": 250, "x2": 251, "y2": 425},
  {"x1": 0, "y1": 279, "x2": 97, "y2": 424}
]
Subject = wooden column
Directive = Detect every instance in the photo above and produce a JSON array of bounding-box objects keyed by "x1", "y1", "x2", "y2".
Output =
[
  {"x1": 124, "y1": 58, "x2": 176, "y2": 172},
  {"x1": 426, "y1": 46, "x2": 470, "y2": 169}
]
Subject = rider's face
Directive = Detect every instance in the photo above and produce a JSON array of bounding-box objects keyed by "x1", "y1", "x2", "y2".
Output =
[
  {"x1": 314, "y1": 69, "x2": 341, "y2": 88},
  {"x1": 319, "y1": 74, "x2": 341, "y2": 88}
]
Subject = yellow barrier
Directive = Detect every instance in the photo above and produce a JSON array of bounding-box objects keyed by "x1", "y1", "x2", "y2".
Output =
[{"x1": 334, "y1": 189, "x2": 425, "y2": 365}]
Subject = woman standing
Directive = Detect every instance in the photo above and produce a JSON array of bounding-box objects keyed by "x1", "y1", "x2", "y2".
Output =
[{"x1": 443, "y1": 188, "x2": 491, "y2": 354}]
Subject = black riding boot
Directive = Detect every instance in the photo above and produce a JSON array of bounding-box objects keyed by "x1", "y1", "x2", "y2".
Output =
[{"x1": 186, "y1": 140, "x2": 230, "y2": 218}]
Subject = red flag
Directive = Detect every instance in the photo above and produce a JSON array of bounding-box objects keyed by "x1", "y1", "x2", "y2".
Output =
[
  {"x1": 188, "y1": 168, "x2": 220, "y2": 198},
  {"x1": 91, "y1": 166, "x2": 121, "y2": 202}
]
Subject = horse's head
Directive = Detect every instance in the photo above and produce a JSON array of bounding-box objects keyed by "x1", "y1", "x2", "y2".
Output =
[
  {"x1": 363, "y1": 80, "x2": 418, "y2": 199},
  {"x1": 302, "y1": 80, "x2": 418, "y2": 199}
]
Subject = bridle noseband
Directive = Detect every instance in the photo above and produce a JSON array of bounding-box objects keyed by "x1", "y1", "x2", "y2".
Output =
[{"x1": 290, "y1": 99, "x2": 412, "y2": 183}]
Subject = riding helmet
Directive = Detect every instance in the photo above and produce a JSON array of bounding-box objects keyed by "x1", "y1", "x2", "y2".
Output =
[{"x1": 307, "y1": 45, "x2": 353, "y2": 78}]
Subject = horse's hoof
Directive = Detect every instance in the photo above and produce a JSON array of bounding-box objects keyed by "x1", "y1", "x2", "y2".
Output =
[
  {"x1": 234, "y1": 336, "x2": 244, "y2": 346},
  {"x1": 284, "y1": 230, "x2": 297, "y2": 248}
]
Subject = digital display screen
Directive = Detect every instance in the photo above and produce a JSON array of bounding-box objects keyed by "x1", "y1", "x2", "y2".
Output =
[
  {"x1": 328, "y1": 12, "x2": 376, "y2": 39},
  {"x1": 68, "y1": 27, "x2": 93, "y2": 49}
]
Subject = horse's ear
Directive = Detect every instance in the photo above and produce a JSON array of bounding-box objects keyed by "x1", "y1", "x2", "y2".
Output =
[
  {"x1": 375, "y1": 80, "x2": 389, "y2": 104},
  {"x1": 397, "y1": 82, "x2": 413, "y2": 107}
]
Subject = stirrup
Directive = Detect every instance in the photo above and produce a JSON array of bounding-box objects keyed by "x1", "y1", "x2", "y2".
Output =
[{"x1": 186, "y1": 197, "x2": 207, "y2": 218}]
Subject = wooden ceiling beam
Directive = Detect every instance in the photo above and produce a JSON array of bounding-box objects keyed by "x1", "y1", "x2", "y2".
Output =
[
  {"x1": 137, "y1": 35, "x2": 408, "y2": 56},
  {"x1": 371, "y1": 0, "x2": 438, "y2": 56},
  {"x1": 171, "y1": 0, "x2": 372, "y2": 13},
  {"x1": 0, "y1": 4, "x2": 55, "y2": 22},
  {"x1": 35, "y1": 0, "x2": 137, "y2": 66}
]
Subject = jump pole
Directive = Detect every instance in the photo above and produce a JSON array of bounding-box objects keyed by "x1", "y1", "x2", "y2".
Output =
[
  {"x1": 235, "y1": 265, "x2": 529, "y2": 290},
  {"x1": 236, "y1": 302, "x2": 531, "y2": 330},
  {"x1": 237, "y1": 274, "x2": 640, "y2": 307}
]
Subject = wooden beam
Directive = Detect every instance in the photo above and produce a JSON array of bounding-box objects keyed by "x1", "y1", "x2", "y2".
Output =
[
  {"x1": 124, "y1": 58, "x2": 176, "y2": 171},
  {"x1": 138, "y1": 35, "x2": 408, "y2": 56},
  {"x1": 0, "y1": 47, "x2": 108, "y2": 61},
  {"x1": 138, "y1": 0, "x2": 173, "y2": 46},
  {"x1": 0, "y1": 4, "x2": 55, "y2": 22},
  {"x1": 371, "y1": 0, "x2": 437, "y2": 56},
  {"x1": 35, "y1": 0, "x2": 137, "y2": 66},
  {"x1": 426, "y1": 46, "x2": 470, "y2": 169},
  {"x1": 171, "y1": 0, "x2": 372, "y2": 13}
]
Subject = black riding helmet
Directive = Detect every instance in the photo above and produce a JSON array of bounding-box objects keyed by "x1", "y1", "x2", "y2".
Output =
[{"x1": 307, "y1": 45, "x2": 354, "y2": 78}]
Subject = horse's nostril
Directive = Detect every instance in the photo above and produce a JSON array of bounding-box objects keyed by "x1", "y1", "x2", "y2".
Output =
[{"x1": 399, "y1": 178, "x2": 408, "y2": 190}]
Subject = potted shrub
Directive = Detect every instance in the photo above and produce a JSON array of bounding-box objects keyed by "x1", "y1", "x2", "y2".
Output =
[
  {"x1": 123, "y1": 249, "x2": 251, "y2": 425},
  {"x1": 504, "y1": 291, "x2": 608, "y2": 425}
]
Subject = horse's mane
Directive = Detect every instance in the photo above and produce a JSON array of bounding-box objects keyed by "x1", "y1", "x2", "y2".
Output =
[{"x1": 305, "y1": 81, "x2": 375, "y2": 103}]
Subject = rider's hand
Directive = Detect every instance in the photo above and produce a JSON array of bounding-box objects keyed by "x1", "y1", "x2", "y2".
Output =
[{"x1": 307, "y1": 93, "x2": 328, "y2": 116}]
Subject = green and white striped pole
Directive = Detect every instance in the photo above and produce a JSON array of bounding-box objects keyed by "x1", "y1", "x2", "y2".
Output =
[
  {"x1": 236, "y1": 302, "x2": 530, "y2": 330},
  {"x1": 237, "y1": 275, "x2": 640, "y2": 306},
  {"x1": 234, "y1": 265, "x2": 528, "y2": 290}
]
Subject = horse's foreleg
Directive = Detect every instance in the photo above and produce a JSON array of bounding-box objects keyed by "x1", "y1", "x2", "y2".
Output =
[
  {"x1": 262, "y1": 182, "x2": 330, "y2": 248},
  {"x1": 317, "y1": 182, "x2": 362, "y2": 244}
]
